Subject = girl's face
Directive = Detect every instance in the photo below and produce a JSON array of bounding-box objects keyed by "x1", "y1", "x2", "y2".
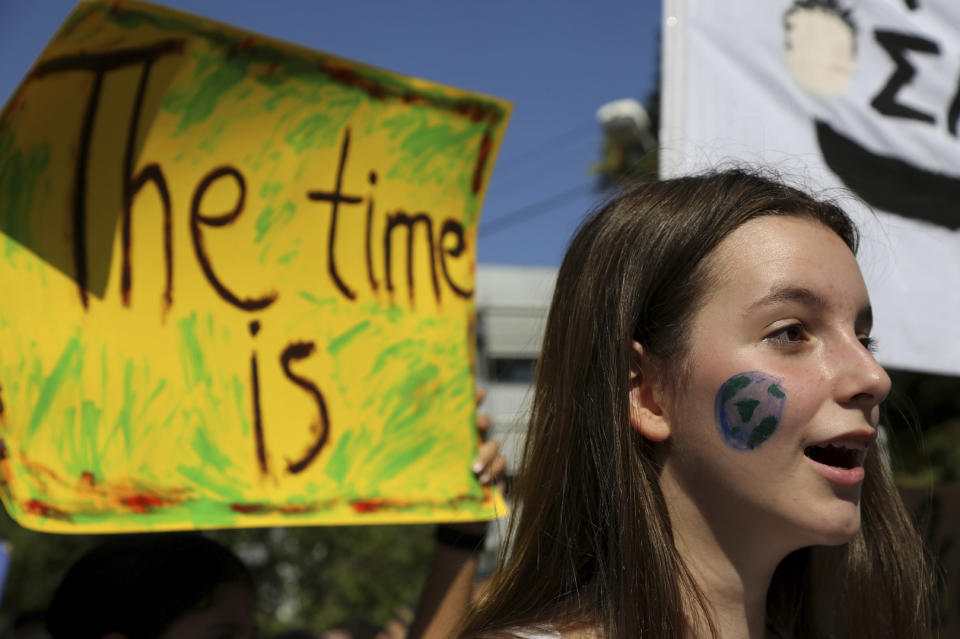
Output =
[{"x1": 656, "y1": 215, "x2": 890, "y2": 557}]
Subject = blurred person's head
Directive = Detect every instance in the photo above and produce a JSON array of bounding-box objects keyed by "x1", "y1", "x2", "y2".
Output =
[
  {"x1": 5, "y1": 611, "x2": 51, "y2": 639},
  {"x1": 46, "y1": 534, "x2": 255, "y2": 639},
  {"x1": 270, "y1": 631, "x2": 318, "y2": 639}
]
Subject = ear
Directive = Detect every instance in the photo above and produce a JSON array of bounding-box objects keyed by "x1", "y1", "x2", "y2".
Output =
[{"x1": 628, "y1": 341, "x2": 671, "y2": 442}]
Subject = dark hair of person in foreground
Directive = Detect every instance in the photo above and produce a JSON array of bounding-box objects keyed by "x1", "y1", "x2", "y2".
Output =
[
  {"x1": 46, "y1": 533, "x2": 254, "y2": 639},
  {"x1": 458, "y1": 168, "x2": 933, "y2": 639}
]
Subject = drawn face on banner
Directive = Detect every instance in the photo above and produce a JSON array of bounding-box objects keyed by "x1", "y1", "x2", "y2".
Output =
[
  {"x1": 784, "y1": 0, "x2": 960, "y2": 230},
  {"x1": 657, "y1": 215, "x2": 890, "y2": 553},
  {"x1": 785, "y1": 2, "x2": 856, "y2": 96}
]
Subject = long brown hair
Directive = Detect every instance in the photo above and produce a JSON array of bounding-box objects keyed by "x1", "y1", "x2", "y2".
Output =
[{"x1": 460, "y1": 169, "x2": 932, "y2": 638}]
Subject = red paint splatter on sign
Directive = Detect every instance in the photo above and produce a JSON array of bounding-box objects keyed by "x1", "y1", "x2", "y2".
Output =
[
  {"x1": 322, "y1": 64, "x2": 388, "y2": 101},
  {"x1": 279, "y1": 504, "x2": 313, "y2": 515},
  {"x1": 350, "y1": 499, "x2": 392, "y2": 514},
  {"x1": 471, "y1": 129, "x2": 493, "y2": 194},
  {"x1": 231, "y1": 503, "x2": 271, "y2": 514},
  {"x1": 121, "y1": 493, "x2": 169, "y2": 513},
  {"x1": 25, "y1": 499, "x2": 70, "y2": 520}
]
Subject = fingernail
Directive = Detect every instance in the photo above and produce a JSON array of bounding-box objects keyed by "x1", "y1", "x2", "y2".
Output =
[
  {"x1": 479, "y1": 473, "x2": 490, "y2": 484},
  {"x1": 472, "y1": 461, "x2": 483, "y2": 474}
]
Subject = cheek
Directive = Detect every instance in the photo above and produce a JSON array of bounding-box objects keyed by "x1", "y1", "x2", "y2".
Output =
[{"x1": 713, "y1": 371, "x2": 787, "y2": 451}]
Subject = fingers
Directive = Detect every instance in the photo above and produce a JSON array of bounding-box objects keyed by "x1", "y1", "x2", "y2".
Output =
[
  {"x1": 473, "y1": 386, "x2": 504, "y2": 483},
  {"x1": 475, "y1": 386, "x2": 491, "y2": 440},
  {"x1": 475, "y1": 411, "x2": 492, "y2": 440},
  {"x1": 472, "y1": 440, "x2": 506, "y2": 485},
  {"x1": 381, "y1": 618, "x2": 407, "y2": 639},
  {"x1": 484, "y1": 451, "x2": 507, "y2": 486}
]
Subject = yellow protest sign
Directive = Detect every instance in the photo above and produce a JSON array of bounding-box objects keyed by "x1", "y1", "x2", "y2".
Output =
[{"x1": 0, "y1": 0, "x2": 510, "y2": 532}]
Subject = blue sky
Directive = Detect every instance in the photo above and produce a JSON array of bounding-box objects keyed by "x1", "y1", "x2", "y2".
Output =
[{"x1": 0, "y1": 0, "x2": 661, "y2": 266}]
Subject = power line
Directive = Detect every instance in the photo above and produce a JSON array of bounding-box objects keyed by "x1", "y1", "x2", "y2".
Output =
[
  {"x1": 478, "y1": 182, "x2": 596, "y2": 237},
  {"x1": 494, "y1": 123, "x2": 597, "y2": 172}
]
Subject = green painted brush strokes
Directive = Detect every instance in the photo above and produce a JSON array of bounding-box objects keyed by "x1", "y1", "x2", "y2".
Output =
[
  {"x1": 196, "y1": 120, "x2": 227, "y2": 155},
  {"x1": 58, "y1": 405, "x2": 80, "y2": 476},
  {"x1": 177, "y1": 313, "x2": 211, "y2": 389},
  {"x1": 276, "y1": 248, "x2": 299, "y2": 265},
  {"x1": 255, "y1": 199, "x2": 297, "y2": 263},
  {"x1": 177, "y1": 465, "x2": 244, "y2": 502},
  {"x1": 116, "y1": 361, "x2": 136, "y2": 456},
  {"x1": 373, "y1": 437, "x2": 438, "y2": 485},
  {"x1": 299, "y1": 290, "x2": 338, "y2": 310},
  {"x1": 284, "y1": 91, "x2": 363, "y2": 153},
  {"x1": 366, "y1": 363, "x2": 442, "y2": 484},
  {"x1": 380, "y1": 109, "x2": 482, "y2": 204},
  {"x1": 162, "y1": 49, "x2": 248, "y2": 136},
  {"x1": 80, "y1": 400, "x2": 103, "y2": 476},
  {"x1": 328, "y1": 325, "x2": 471, "y2": 493},
  {"x1": 26, "y1": 335, "x2": 83, "y2": 443},
  {"x1": 285, "y1": 113, "x2": 334, "y2": 152},
  {"x1": 97, "y1": 360, "x2": 168, "y2": 466},
  {"x1": 231, "y1": 375, "x2": 252, "y2": 437},
  {"x1": 325, "y1": 429, "x2": 371, "y2": 484},
  {"x1": 748, "y1": 416, "x2": 779, "y2": 449},
  {"x1": 125, "y1": 377, "x2": 167, "y2": 451},
  {"x1": 328, "y1": 321, "x2": 371, "y2": 357},
  {"x1": 191, "y1": 427, "x2": 233, "y2": 473},
  {"x1": 369, "y1": 339, "x2": 421, "y2": 378},
  {"x1": 768, "y1": 384, "x2": 785, "y2": 399}
]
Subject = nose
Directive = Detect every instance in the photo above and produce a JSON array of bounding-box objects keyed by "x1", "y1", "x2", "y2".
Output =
[{"x1": 834, "y1": 335, "x2": 891, "y2": 412}]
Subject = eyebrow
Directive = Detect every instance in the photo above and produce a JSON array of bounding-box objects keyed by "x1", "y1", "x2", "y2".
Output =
[
  {"x1": 746, "y1": 285, "x2": 873, "y2": 329},
  {"x1": 746, "y1": 286, "x2": 828, "y2": 315}
]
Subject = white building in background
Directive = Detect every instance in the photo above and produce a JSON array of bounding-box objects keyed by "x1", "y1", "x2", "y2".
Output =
[
  {"x1": 475, "y1": 265, "x2": 557, "y2": 470},
  {"x1": 474, "y1": 265, "x2": 557, "y2": 573}
]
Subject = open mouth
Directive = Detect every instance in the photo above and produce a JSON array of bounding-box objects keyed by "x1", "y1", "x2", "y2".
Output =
[{"x1": 803, "y1": 443, "x2": 865, "y2": 470}]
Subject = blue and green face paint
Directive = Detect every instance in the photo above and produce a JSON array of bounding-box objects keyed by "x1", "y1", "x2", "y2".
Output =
[{"x1": 714, "y1": 371, "x2": 786, "y2": 450}]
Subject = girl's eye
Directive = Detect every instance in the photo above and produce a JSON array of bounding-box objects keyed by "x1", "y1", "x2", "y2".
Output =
[
  {"x1": 860, "y1": 335, "x2": 878, "y2": 354},
  {"x1": 765, "y1": 323, "x2": 807, "y2": 345}
]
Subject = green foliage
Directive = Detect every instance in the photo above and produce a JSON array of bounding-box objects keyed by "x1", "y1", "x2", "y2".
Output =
[
  {"x1": 0, "y1": 509, "x2": 100, "y2": 628},
  {"x1": 885, "y1": 369, "x2": 960, "y2": 486},
  {"x1": 209, "y1": 524, "x2": 434, "y2": 635},
  {"x1": 0, "y1": 516, "x2": 433, "y2": 636}
]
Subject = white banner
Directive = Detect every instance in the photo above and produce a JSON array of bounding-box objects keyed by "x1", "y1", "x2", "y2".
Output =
[{"x1": 661, "y1": 0, "x2": 960, "y2": 375}]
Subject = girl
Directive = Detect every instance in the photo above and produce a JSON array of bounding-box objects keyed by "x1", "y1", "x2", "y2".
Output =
[{"x1": 460, "y1": 169, "x2": 932, "y2": 639}]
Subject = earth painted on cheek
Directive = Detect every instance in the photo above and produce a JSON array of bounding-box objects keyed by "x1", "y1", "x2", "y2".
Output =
[{"x1": 713, "y1": 371, "x2": 786, "y2": 450}]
